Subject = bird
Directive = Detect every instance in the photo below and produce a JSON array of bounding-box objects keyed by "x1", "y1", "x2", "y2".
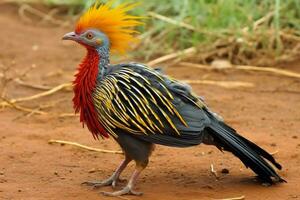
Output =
[{"x1": 62, "y1": 1, "x2": 285, "y2": 197}]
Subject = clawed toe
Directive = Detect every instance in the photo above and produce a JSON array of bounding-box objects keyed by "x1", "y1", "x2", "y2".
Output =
[
  {"x1": 82, "y1": 177, "x2": 126, "y2": 189},
  {"x1": 84, "y1": 160, "x2": 144, "y2": 196},
  {"x1": 129, "y1": 190, "x2": 143, "y2": 196},
  {"x1": 100, "y1": 186, "x2": 143, "y2": 196},
  {"x1": 82, "y1": 179, "x2": 113, "y2": 188}
]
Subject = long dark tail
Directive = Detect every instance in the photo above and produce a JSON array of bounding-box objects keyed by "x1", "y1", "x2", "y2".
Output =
[{"x1": 205, "y1": 109, "x2": 285, "y2": 183}]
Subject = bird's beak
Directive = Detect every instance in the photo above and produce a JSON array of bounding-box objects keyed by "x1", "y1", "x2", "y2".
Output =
[{"x1": 62, "y1": 32, "x2": 77, "y2": 41}]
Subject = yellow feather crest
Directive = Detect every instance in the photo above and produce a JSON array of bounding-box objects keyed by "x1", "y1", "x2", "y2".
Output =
[{"x1": 75, "y1": 1, "x2": 142, "y2": 53}]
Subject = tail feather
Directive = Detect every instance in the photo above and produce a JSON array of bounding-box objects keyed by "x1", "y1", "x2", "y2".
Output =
[
  {"x1": 205, "y1": 110, "x2": 285, "y2": 183},
  {"x1": 218, "y1": 120, "x2": 282, "y2": 170}
]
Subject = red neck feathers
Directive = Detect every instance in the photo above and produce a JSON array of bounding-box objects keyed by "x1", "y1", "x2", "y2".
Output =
[{"x1": 73, "y1": 48, "x2": 109, "y2": 139}]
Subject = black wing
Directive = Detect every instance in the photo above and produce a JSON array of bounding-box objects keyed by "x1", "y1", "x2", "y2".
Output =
[{"x1": 93, "y1": 62, "x2": 212, "y2": 146}]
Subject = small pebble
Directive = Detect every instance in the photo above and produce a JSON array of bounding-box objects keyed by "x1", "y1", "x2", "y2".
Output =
[
  {"x1": 292, "y1": 135, "x2": 298, "y2": 139},
  {"x1": 291, "y1": 154, "x2": 298, "y2": 159},
  {"x1": 221, "y1": 168, "x2": 230, "y2": 174},
  {"x1": 270, "y1": 143, "x2": 277, "y2": 147},
  {"x1": 32, "y1": 44, "x2": 39, "y2": 51},
  {"x1": 88, "y1": 168, "x2": 100, "y2": 173}
]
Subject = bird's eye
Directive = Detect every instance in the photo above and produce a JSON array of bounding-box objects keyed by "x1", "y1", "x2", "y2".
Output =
[{"x1": 86, "y1": 32, "x2": 94, "y2": 40}]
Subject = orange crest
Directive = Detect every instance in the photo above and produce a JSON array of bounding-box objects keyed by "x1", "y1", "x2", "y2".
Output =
[{"x1": 75, "y1": 1, "x2": 142, "y2": 53}]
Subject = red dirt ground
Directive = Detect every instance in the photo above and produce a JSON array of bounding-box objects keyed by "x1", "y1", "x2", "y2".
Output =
[{"x1": 0, "y1": 4, "x2": 300, "y2": 200}]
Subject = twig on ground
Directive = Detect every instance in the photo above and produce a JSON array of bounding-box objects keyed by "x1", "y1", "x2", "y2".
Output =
[
  {"x1": 147, "y1": 47, "x2": 196, "y2": 66},
  {"x1": 235, "y1": 65, "x2": 300, "y2": 79},
  {"x1": 214, "y1": 195, "x2": 245, "y2": 200},
  {"x1": 0, "y1": 64, "x2": 37, "y2": 97},
  {"x1": 179, "y1": 62, "x2": 215, "y2": 70},
  {"x1": 1, "y1": 86, "x2": 69, "y2": 118},
  {"x1": 10, "y1": 82, "x2": 72, "y2": 104},
  {"x1": 180, "y1": 62, "x2": 300, "y2": 79},
  {"x1": 210, "y1": 164, "x2": 219, "y2": 180},
  {"x1": 182, "y1": 80, "x2": 254, "y2": 88},
  {"x1": 48, "y1": 140, "x2": 123, "y2": 154},
  {"x1": 0, "y1": 82, "x2": 71, "y2": 114},
  {"x1": 270, "y1": 150, "x2": 279, "y2": 155},
  {"x1": 59, "y1": 113, "x2": 76, "y2": 118},
  {"x1": 1, "y1": 97, "x2": 47, "y2": 115},
  {"x1": 14, "y1": 78, "x2": 52, "y2": 90}
]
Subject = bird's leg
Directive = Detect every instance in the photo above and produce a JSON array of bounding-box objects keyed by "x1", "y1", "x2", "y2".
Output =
[
  {"x1": 101, "y1": 162, "x2": 146, "y2": 196},
  {"x1": 82, "y1": 157, "x2": 132, "y2": 189}
]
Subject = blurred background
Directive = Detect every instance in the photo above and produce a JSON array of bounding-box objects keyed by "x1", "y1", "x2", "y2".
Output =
[
  {"x1": 0, "y1": 1, "x2": 299, "y2": 200},
  {"x1": 6, "y1": 0, "x2": 299, "y2": 65}
]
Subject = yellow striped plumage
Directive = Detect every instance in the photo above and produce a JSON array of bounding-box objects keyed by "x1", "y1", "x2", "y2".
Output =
[{"x1": 92, "y1": 64, "x2": 204, "y2": 138}]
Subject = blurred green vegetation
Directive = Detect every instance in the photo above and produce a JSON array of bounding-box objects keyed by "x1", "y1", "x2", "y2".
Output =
[{"x1": 42, "y1": 0, "x2": 300, "y2": 64}]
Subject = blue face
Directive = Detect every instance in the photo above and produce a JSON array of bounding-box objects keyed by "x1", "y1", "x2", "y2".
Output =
[
  {"x1": 79, "y1": 29, "x2": 110, "y2": 49},
  {"x1": 62, "y1": 29, "x2": 110, "y2": 50}
]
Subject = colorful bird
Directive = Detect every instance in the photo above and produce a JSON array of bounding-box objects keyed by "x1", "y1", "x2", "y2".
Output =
[{"x1": 62, "y1": 1, "x2": 285, "y2": 197}]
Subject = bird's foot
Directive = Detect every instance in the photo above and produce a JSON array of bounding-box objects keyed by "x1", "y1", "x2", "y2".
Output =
[
  {"x1": 82, "y1": 177, "x2": 126, "y2": 189},
  {"x1": 100, "y1": 186, "x2": 143, "y2": 196}
]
